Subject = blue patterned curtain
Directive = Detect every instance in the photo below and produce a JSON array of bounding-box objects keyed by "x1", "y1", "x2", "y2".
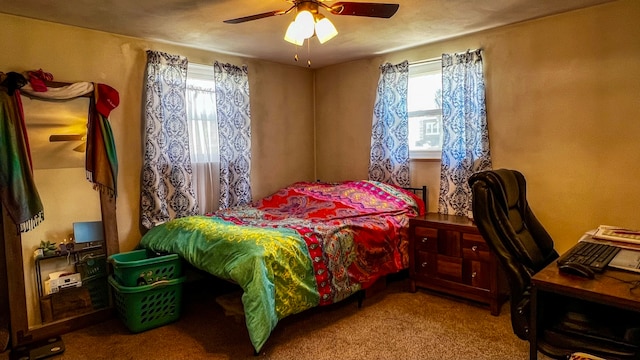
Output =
[
  {"x1": 214, "y1": 61, "x2": 252, "y2": 208},
  {"x1": 368, "y1": 61, "x2": 410, "y2": 187},
  {"x1": 438, "y1": 49, "x2": 492, "y2": 217},
  {"x1": 140, "y1": 50, "x2": 198, "y2": 229}
]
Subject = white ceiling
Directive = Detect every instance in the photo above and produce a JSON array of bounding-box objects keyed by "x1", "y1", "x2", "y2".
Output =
[{"x1": 0, "y1": 0, "x2": 616, "y2": 68}]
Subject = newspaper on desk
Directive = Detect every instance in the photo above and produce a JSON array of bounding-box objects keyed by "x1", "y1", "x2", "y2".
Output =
[
  {"x1": 582, "y1": 226, "x2": 640, "y2": 273},
  {"x1": 593, "y1": 225, "x2": 640, "y2": 244}
]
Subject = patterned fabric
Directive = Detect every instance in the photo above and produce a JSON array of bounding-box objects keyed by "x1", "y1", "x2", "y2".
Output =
[
  {"x1": 140, "y1": 50, "x2": 198, "y2": 229},
  {"x1": 18, "y1": 77, "x2": 118, "y2": 198},
  {"x1": 0, "y1": 88, "x2": 44, "y2": 232},
  {"x1": 368, "y1": 61, "x2": 411, "y2": 187},
  {"x1": 439, "y1": 49, "x2": 492, "y2": 217},
  {"x1": 140, "y1": 180, "x2": 424, "y2": 352},
  {"x1": 86, "y1": 83, "x2": 118, "y2": 198},
  {"x1": 213, "y1": 61, "x2": 252, "y2": 209}
]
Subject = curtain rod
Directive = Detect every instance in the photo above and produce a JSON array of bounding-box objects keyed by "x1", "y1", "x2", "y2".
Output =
[
  {"x1": 409, "y1": 57, "x2": 440, "y2": 66},
  {"x1": 409, "y1": 48, "x2": 483, "y2": 66}
]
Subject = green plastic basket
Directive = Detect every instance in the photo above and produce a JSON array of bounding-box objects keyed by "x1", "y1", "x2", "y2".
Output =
[
  {"x1": 77, "y1": 254, "x2": 107, "y2": 281},
  {"x1": 108, "y1": 275, "x2": 185, "y2": 333},
  {"x1": 84, "y1": 276, "x2": 110, "y2": 310},
  {"x1": 108, "y1": 249, "x2": 182, "y2": 287}
]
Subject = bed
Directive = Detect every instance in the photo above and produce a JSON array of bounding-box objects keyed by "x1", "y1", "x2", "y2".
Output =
[{"x1": 139, "y1": 180, "x2": 425, "y2": 352}]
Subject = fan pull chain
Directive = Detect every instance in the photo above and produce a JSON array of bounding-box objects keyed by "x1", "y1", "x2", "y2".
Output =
[
  {"x1": 294, "y1": 43, "x2": 299, "y2": 62},
  {"x1": 291, "y1": 40, "x2": 311, "y2": 67}
]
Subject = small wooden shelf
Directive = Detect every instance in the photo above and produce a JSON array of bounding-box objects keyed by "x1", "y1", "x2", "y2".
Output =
[{"x1": 35, "y1": 243, "x2": 109, "y2": 323}]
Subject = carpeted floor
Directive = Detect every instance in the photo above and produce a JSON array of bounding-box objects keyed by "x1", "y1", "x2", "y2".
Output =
[{"x1": 18, "y1": 275, "x2": 535, "y2": 359}]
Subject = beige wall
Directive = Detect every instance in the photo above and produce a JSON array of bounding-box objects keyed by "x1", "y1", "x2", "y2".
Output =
[
  {"x1": 1, "y1": 0, "x2": 638, "y2": 260},
  {"x1": 0, "y1": 0, "x2": 637, "y2": 330},
  {"x1": 316, "y1": 0, "x2": 640, "y2": 253},
  {"x1": 0, "y1": 14, "x2": 316, "y2": 253}
]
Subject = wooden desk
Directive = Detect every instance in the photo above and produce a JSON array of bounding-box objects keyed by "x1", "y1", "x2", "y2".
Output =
[{"x1": 531, "y1": 261, "x2": 640, "y2": 359}]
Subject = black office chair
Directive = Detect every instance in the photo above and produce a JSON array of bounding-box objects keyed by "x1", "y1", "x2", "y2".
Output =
[{"x1": 469, "y1": 169, "x2": 640, "y2": 360}]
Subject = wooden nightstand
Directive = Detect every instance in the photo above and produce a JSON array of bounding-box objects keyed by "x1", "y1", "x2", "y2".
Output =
[{"x1": 408, "y1": 213, "x2": 508, "y2": 315}]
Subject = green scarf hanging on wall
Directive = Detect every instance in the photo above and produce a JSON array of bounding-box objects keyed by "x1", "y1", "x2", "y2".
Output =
[
  {"x1": 0, "y1": 87, "x2": 44, "y2": 232},
  {"x1": 86, "y1": 83, "x2": 118, "y2": 198}
]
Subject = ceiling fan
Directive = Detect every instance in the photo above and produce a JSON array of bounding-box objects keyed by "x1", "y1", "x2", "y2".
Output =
[
  {"x1": 223, "y1": 1, "x2": 400, "y2": 24},
  {"x1": 49, "y1": 134, "x2": 86, "y2": 152},
  {"x1": 224, "y1": 1, "x2": 399, "y2": 65}
]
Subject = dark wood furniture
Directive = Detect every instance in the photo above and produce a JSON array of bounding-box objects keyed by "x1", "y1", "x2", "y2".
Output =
[
  {"x1": 35, "y1": 245, "x2": 108, "y2": 323},
  {"x1": 531, "y1": 260, "x2": 640, "y2": 360},
  {"x1": 408, "y1": 213, "x2": 508, "y2": 315},
  {"x1": 2, "y1": 194, "x2": 117, "y2": 348}
]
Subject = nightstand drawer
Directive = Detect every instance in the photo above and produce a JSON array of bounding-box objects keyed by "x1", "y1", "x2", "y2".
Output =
[
  {"x1": 413, "y1": 226, "x2": 438, "y2": 252},
  {"x1": 466, "y1": 260, "x2": 490, "y2": 290},
  {"x1": 414, "y1": 251, "x2": 436, "y2": 275},
  {"x1": 462, "y1": 233, "x2": 490, "y2": 262}
]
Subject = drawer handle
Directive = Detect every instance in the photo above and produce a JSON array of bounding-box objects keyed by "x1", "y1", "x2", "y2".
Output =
[
  {"x1": 421, "y1": 237, "x2": 429, "y2": 243},
  {"x1": 421, "y1": 262, "x2": 428, "y2": 268},
  {"x1": 471, "y1": 245, "x2": 478, "y2": 252},
  {"x1": 471, "y1": 271, "x2": 477, "y2": 278}
]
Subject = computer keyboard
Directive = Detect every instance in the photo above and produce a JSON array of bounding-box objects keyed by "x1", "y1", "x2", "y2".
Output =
[{"x1": 556, "y1": 241, "x2": 621, "y2": 273}]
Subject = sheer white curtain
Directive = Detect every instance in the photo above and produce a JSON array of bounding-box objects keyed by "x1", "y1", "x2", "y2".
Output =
[{"x1": 186, "y1": 63, "x2": 220, "y2": 214}]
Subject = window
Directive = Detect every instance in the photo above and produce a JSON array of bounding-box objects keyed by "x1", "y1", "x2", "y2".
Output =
[
  {"x1": 408, "y1": 60, "x2": 442, "y2": 159},
  {"x1": 186, "y1": 63, "x2": 219, "y2": 163},
  {"x1": 186, "y1": 63, "x2": 220, "y2": 214}
]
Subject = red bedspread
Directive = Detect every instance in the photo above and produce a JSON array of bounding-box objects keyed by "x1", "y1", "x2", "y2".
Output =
[{"x1": 220, "y1": 180, "x2": 425, "y2": 302}]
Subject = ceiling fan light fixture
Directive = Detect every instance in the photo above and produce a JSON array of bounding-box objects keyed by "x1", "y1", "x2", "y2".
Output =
[
  {"x1": 314, "y1": 15, "x2": 338, "y2": 44},
  {"x1": 294, "y1": 10, "x2": 315, "y2": 39},
  {"x1": 284, "y1": 21, "x2": 304, "y2": 45}
]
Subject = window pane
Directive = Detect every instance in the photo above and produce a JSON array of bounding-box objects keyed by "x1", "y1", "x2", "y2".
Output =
[
  {"x1": 408, "y1": 114, "x2": 442, "y2": 151},
  {"x1": 408, "y1": 61, "x2": 442, "y2": 159},
  {"x1": 186, "y1": 63, "x2": 218, "y2": 163},
  {"x1": 408, "y1": 73, "x2": 441, "y2": 111}
]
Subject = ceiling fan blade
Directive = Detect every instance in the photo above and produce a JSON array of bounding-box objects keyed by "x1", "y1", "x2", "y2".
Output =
[
  {"x1": 329, "y1": 2, "x2": 399, "y2": 18},
  {"x1": 49, "y1": 134, "x2": 85, "y2": 142},
  {"x1": 223, "y1": 9, "x2": 288, "y2": 24}
]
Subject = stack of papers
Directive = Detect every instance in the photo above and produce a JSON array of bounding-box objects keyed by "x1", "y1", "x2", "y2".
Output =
[
  {"x1": 582, "y1": 226, "x2": 640, "y2": 273},
  {"x1": 593, "y1": 225, "x2": 640, "y2": 244}
]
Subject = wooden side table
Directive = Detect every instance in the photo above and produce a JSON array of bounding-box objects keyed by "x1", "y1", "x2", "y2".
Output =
[{"x1": 408, "y1": 213, "x2": 508, "y2": 315}]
